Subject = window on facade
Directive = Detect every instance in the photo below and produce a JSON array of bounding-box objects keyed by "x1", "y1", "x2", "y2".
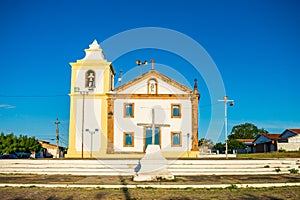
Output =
[
  {"x1": 171, "y1": 132, "x2": 182, "y2": 147},
  {"x1": 85, "y1": 70, "x2": 96, "y2": 89},
  {"x1": 124, "y1": 103, "x2": 134, "y2": 118},
  {"x1": 171, "y1": 104, "x2": 181, "y2": 118},
  {"x1": 123, "y1": 132, "x2": 134, "y2": 147}
]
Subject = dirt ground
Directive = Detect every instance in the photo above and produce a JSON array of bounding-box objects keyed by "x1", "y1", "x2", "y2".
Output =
[
  {"x1": 1, "y1": 174, "x2": 300, "y2": 185},
  {"x1": 1, "y1": 174, "x2": 300, "y2": 199},
  {"x1": 1, "y1": 186, "x2": 300, "y2": 200}
]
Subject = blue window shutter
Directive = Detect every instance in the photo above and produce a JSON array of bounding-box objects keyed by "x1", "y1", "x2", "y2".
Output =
[
  {"x1": 173, "y1": 133, "x2": 180, "y2": 145},
  {"x1": 125, "y1": 134, "x2": 132, "y2": 145}
]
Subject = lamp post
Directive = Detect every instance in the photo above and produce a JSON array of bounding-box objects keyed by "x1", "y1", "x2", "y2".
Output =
[
  {"x1": 118, "y1": 69, "x2": 123, "y2": 84},
  {"x1": 74, "y1": 87, "x2": 89, "y2": 159},
  {"x1": 85, "y1": 128, "x2": 99, "y2": 158},
  {"x1": 218, "y1": 96, "x2": 234, "y2": 159},
  {"x1": 136, "y1": 60, "x2": 148, "y2": 75},
  {"x1": 136, "y1": 59, "x2": 155, "y2": 74},
  {"x1": 187, "y1": 133, "x2": 190, "y2": 158}
]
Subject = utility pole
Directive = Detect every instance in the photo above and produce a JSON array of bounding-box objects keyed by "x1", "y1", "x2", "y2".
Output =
[
  {"x1": 55, "y1": 118, "x2": 60, "y2": 158},
  {"x1": 218, "y1": 96, "x2": 234, "y2": 160},
  {"x1": 74, "y1": 87, "x2": 89, "y2": 159}
]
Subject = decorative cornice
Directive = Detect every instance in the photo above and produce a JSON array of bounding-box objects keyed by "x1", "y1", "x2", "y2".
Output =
[
  {"x1": 112, "y1": 93, "x2": 192, "y2": 100},
  {"x1": 114, "y1": 70, "x2": 193, "y2": 94}
]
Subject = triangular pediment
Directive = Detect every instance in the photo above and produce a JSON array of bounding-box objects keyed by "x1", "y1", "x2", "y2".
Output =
[{"x1": 114, "y1": 70, "x2": 193, "y2": 95}]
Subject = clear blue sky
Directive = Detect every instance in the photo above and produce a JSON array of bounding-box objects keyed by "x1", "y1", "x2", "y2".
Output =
[{"x1": 0, "y1": 0, "x2": 299, "y2": 146}]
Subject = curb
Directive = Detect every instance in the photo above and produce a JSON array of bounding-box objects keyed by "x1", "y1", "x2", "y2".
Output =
[{"x1": 1, "y1": 182, "x2": 300, "y2": 189}]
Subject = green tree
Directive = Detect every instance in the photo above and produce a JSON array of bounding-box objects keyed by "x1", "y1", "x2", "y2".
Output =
[
  {"x1": 214, "y1": 142, "x2": 225, "y2": 150},
  {"x1": 0, "y1": 132, "x2": 42, "y2": 154},
  {"x1": 228, "y1": 139, "x2": 246, "y2": 151},
  {"x1": 198, "y1": 138, "x2": 214, "y2": 149},
  {"x1": 228, "y1": 123, "x2": 268, "y2": 140}
]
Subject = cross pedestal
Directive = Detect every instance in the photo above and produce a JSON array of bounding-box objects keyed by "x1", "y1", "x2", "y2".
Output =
[{"x1": 133, "y1": 145, "x2": 174, "y2": 181}]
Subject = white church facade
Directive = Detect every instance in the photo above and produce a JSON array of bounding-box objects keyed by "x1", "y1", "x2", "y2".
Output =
[{"x1": 66, "y1": 40, "x2": 200, "y2": 158}]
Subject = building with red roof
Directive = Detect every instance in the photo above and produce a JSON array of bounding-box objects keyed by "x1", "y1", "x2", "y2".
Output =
[
  {"x1": 252, "y1": 129, "x2": 300, "y2": 153},
  {"x1": 253, "y1": 133, "x2": 282, "y2": 153}
]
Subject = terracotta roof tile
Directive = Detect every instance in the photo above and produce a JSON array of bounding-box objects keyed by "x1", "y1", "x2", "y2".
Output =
[
  {"x1": 288, "y1": 129, "x2": 300, "y2": 135},
  {"x1": 262, "y1": 133, "x2": 282, "y2": 140}
]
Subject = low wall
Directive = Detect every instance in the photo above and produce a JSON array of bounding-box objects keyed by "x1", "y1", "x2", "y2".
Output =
[{"x1": 278, "y1": 143, "x2": 300, "y2": 151}]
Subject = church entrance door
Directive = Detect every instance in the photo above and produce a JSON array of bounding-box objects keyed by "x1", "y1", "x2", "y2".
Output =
[{"x1": 145, "y1": 127, "x2": 160, "y2": 151}]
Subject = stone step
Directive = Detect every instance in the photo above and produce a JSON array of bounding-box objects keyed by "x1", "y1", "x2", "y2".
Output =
[
  {"x1": 168, "y1": 164, "x2": 296, "y2": 169},
  {"x1": 169, "y1": 168, "x2": 290, "y2": 172},
  {"x1": 0, "y1": 160, "x2": 139, "y2": 164},
  {"x1": 170, "y1": 171, "x2": 291, "y2": 175},
  {"x1": 0, "y1": 159, "x2": 298, "y2": 176},
  {"x1": 168, "y1": 160, "x2": 297, "y2": 165},
  {"x1": 0, "y1": 168, "x2": 135, "y2": 173},
  {"x1": 0, "y1": 164, "x2": 135, "y2": 169},
  {"x1": 0, "y1": 170, "x2": 134, "y2": 176}
]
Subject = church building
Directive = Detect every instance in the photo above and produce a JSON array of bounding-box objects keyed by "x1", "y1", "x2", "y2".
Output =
[{"x1": 66, "y1": 40, "x2": 200, "y2": 158}]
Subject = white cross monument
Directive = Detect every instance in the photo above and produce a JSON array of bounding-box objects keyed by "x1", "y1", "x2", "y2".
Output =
[{"x1": 134, "y1": 108, "x2": 174, "y2": 181}]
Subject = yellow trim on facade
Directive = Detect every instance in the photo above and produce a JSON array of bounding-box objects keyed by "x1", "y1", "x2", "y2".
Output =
[
  {"x1": 70, "y1": 60, "x2": 112, "y2": 69},
  {"x1": 66, "y1": 53, "x2": 114, "y2": 158}
]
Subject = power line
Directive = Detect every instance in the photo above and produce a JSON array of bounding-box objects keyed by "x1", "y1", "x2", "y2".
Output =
[
  {"x1": 199, "y1": 102, "x2": 222, "y2": 108},
  {"x1": 0, "y1": 94, "x2": 67, "y2": 98},
  {"x1": 139, "y1": 102, "x2": 222, "y2": 110}
]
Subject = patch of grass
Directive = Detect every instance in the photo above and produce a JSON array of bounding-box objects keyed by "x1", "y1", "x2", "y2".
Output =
[
  {"x1": 144, "y1": 186, "x2": 155, "y2": 189},
  {"x1": 290, "y1": 168, "x2": 299, "y2": 174},
  {"x1": 164, "y1": 177, "x2": 179, "y2": 182},
  {"x1": 1, "y1": 186, "x2": 300, "y2": 199},
  {"x1": 237, "y1": 151, "x2": 300, "y2": 159},
  {"x1": 226, "y1": 184, "x2": 238, "y2": 189},
  {"x1": 136, "y1": 186, "x2": 156, "y2": 189}
]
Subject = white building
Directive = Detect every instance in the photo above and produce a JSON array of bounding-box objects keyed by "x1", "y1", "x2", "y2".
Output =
[
  {"x1": 66, "y1": 40, "x2": 200, "y2": 158},
  {"x1": 278, "y1": 129, "x2": 300, "y2": 152}
]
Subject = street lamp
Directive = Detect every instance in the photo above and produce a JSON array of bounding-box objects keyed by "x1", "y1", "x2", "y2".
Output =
[
  {"x1": 85, "y1": 128, "x2": 99, "y2": 158},
  {"x1": 118, "y1": 69, "x2": 123, "y2": 84},
  {"x1": 74, "y1": 87, "x2": 90, "y2": 159},
  {"x1": 136, "y1": 59, "x2": 155, "y2": 74},
  {"x1": 136, "y1": 60, "x2": 148, "y2": 75},
  {"x1": 218, "y1": 95, "x2": 234, "y2": 159},
  {"x1": 187, "y1": 133, "x2": 190, "y2": 158}
]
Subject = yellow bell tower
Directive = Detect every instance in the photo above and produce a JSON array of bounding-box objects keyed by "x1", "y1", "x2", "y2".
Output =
[{"x1": 66, "y1": 40, "x2": 115, "y2": 158}]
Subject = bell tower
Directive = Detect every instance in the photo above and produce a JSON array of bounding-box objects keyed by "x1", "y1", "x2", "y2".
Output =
[{"x1": 66, "y1": 40, "x2": 115, "y2": 158}]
